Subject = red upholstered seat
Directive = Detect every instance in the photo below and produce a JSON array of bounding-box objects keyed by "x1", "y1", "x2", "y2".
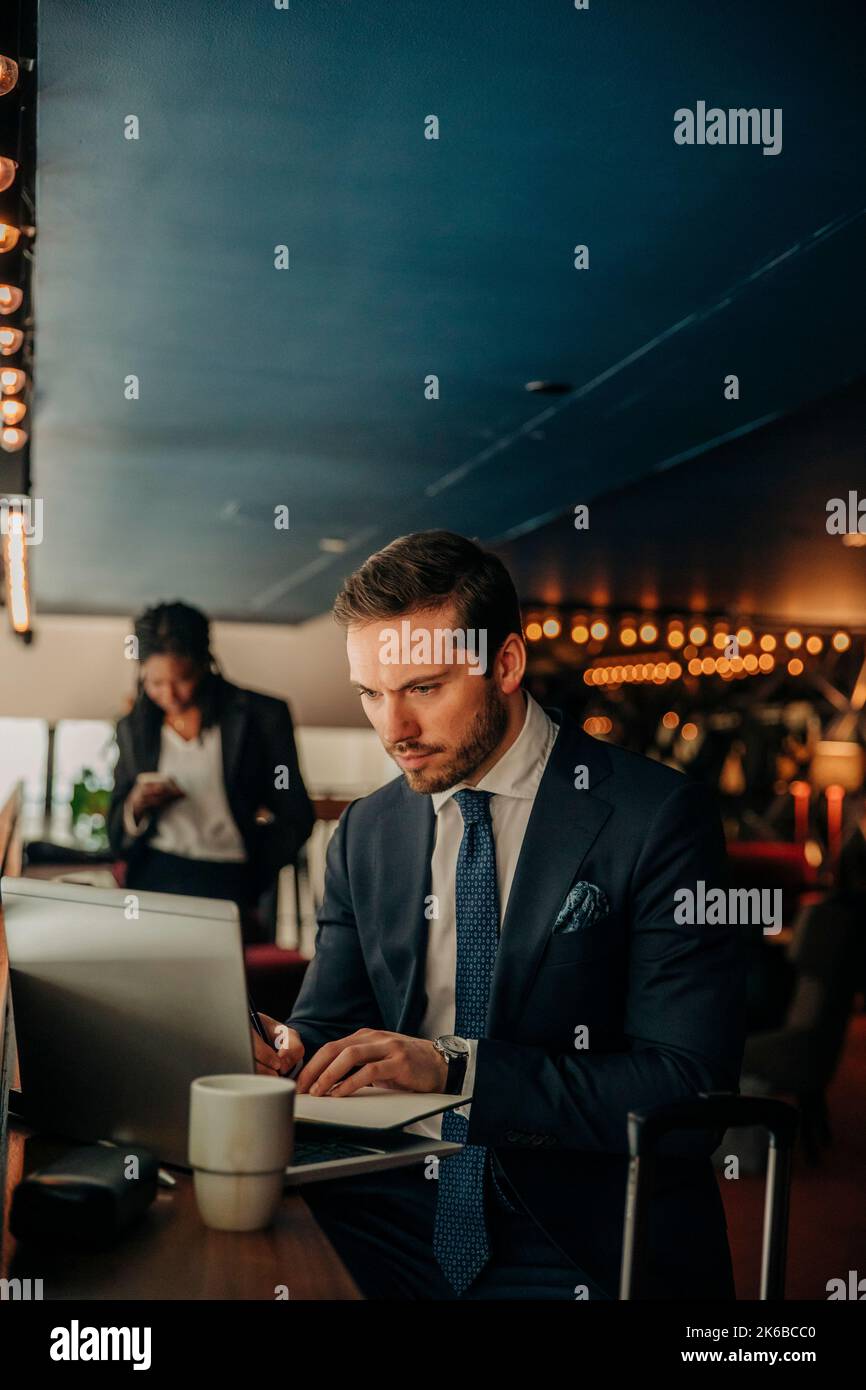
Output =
[
  {"x1": 244, "y1": 943, "x2": 309, "y2": 1019},
  {"x1": 727, "y1": 842, "x2": 821, "y2": 927}
]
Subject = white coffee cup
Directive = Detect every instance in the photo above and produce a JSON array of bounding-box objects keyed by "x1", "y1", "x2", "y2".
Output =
[{"x1": 189, "y1": 1074, "x2": 295, "y2": 1231}]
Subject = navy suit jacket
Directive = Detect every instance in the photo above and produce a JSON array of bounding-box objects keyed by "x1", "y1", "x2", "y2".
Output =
[{"x1": 288, "y1": 711, "x2": 746, "y2": 1297}]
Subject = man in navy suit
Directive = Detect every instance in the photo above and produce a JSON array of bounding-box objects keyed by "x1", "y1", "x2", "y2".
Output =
[{"x1": 254, "y1": 531, "x2": 745, "y2": 1300}]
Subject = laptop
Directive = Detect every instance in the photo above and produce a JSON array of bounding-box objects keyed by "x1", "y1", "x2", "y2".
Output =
[{"x1": 0, "y1": 876, "x2": 463, "y2": 1179}]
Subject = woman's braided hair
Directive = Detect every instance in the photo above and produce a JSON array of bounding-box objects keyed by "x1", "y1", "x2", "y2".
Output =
[{"x1": 133, "y1": 600, "x2": 224, "y2": 729}]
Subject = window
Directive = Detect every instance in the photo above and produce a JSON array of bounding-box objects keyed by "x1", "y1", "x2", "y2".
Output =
[{"x1": 0, "y1": 717, "x2": 49, "y2": 820}]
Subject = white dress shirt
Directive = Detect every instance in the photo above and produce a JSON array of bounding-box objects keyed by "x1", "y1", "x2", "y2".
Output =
[
  {"x1": 407, "y1": 690, "x2": 558, "y2": 1140},
  {"x1": 123, "y1": 724, "x2": 247, "y2": 862}
]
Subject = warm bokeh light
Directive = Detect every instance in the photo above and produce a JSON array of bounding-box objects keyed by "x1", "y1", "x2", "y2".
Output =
[
  {"x1": 667, "y1": 627, "x2": 685, "y2": 648},
  {"x1": 689, "y1": 624, "x2": 707, "y2": 646},
  {"x1": 667, "y1": 662, "x2": 682, "y2": 679},
  {"x1": 0, "y1": 224, "x2": 21, "y2": 254},
  {"x1": 688, "y1": 658, "x2": 701, "y2": 675},
  {"x1": 841, "y1": 532, "x2": 866, "y2": 548},
  {"x1": 744, "y1": 653, "x2": 758, "y2": 672},
  {"x1": 0, "y1": 54, "x2": 19, "y2": 97},
  {"x1": 525, "y1": 621, "x2": 543, "y2": 641},
  {"x1": 571, "y1": 624, "x2": 589, "y2": 644},
  {"x1": 620, "y1": 626, "x2": 637, "y2": 646},
  {"x1": 0, "y1": 157, "x2": 17, "y2": 193},
  {"x1": 590, "y1": 619, "x2": 608, "y2": 641},
  {"x1": 542, "y1": 617, "x2": 561, "y2": 638},
  {"x1": 712, "y1": 631, "x2": 728, "y2": 650},
  {"x1": 701, "y1": 656, "x2": 715, "y2": 675},
  {"x1": 760, "y1": 634, "x2": 777, "y2": 652},
  {"x1": 0, "y1": 326, "x2": 23, "y2": 354},
  {"x1": 662, "y1": 711, "x2": 679, "y2": 729},
  {"x1": 681, "y1": 723, "x2": 698, "y2": 742},
  {"x1": 583, "y1": 716, "x2": 612, "y2": 736},
  {"x1": 0, "y1": 425, "x2": 27, "y2": 451},
  {"x1": 804, "y1": 840, "x2": 823, "y2": 869},
  {"x1": 0, "y1": 367, "x2": 25, "y2": 394},
  {"x1": 0, "y1": 283, "x2": 22, "y2": 313},
  {"x1": 758, "y1": 653, "x2": 775, "y2": 672},
  {"x1": 805, "y1": 635, "x2": 823, "y2": 655},
  {"x1": 0, "y1": 54, "x2": 19, "y2": 98},
  {"x1": 639, "y1": 622, "x2": 658, "y2": 643},
  {"x1": 832, "y1": 631, "x2": 851, "y2": 652},
  {"x1": 784, "y1": 629, "x2": 803, "y2": 650},
  {"x1": 787, "y1": 658, "x2": 804, "y2": 676},
  {"x1": 0, "y1": 398, "x2": 26, "y2": 425},
  {"x1": 2, "y1": 507, "x2": 31, "y2": 634},
  {"x1": 736, "y1": 628, "x2": 753, "y2": 646}
]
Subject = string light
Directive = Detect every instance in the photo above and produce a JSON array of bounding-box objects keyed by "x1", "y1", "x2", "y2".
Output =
[
  {"x1": 0, "y1": 283, "x2": 23, "y2": 313},
  {"x1": 0, "y1": 54, "x2": 19, "y2": 96},
  {"x1": 0, "y1": 367, "x2": 25, "y2": 394},
  {"x1": 2, "y1": 506, "x2": 31, "y2": 635},
  {"x1": 832, "y1": 631, "x2": 851, "y2": 652},
  {"x1": 0, "y1": 326, "x2": 24, "y2": 354},
  {"x1": 542, "y1": 617, "x2": 561, "y2": 638},
  {"x1": 0, "y1": 425, "x2": 27, "y2": 451},
  {"x1": 0, "y1": 398, "x2": 26, "y2": 425},
  {"x1": 0, "y1": 223, "x2": 22, "y2": 253},
  {"x1": 0, "y1": 157, "x2": 16, "y2": 193}
]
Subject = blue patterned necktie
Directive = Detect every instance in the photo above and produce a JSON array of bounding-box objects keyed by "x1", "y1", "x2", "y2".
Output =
[{"x1": 433, "y1": 787, "x2": 508, "y2": 1295}]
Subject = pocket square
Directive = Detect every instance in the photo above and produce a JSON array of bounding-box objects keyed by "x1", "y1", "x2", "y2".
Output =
[{"x1": 553, "y1": 880, "x2": 610, "y2": 934}]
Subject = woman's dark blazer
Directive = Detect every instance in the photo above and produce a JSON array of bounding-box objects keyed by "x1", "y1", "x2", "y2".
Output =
[{"x1": 108, "y1": 676, "x2": 315, "y2": 899}]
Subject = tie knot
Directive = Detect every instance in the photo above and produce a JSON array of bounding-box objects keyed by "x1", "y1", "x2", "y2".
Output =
[{"x1": 452, "y1": 788, "x2": 492, "y2": 826}]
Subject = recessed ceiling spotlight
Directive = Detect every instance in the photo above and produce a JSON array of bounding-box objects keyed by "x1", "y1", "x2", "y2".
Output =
[
  {"x1": 524, "y1": 381, "x2": 573, "y2": 395},
  {"x1": 319, "y1": 537, "x2": 349, "y2": 554}
]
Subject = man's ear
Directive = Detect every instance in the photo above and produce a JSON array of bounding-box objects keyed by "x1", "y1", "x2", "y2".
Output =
[{"x1": 497, "y1": 632, "x2": 526, "y2": 695}]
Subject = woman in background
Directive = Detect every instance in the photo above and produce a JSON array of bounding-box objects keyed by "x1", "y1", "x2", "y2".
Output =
[{"x1": 108, "y1": 601, "x2": 314, "y2": 942}]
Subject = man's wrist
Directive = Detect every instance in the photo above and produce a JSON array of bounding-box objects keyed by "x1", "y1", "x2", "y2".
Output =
[{"x1": 432, "y1": 1035, "x2": 471, "y2": 1094}]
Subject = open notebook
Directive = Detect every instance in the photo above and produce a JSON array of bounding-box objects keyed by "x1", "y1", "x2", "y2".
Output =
[{"x1": 294, "y1": 1087, "x2": 471, "y2": 1131}]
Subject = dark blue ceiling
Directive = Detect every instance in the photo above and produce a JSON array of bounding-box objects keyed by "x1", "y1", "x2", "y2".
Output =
[{"x1": 31, "y1": 0, "x2": 866, "y2": 621}]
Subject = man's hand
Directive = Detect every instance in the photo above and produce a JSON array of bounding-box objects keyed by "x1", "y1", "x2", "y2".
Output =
[
  {"x1": 296, "y1": 1029, "x2": 448, "y2": 1097},
  {"x1": 251, "y1": 1014, "x2": 305, "y2": 1078}
]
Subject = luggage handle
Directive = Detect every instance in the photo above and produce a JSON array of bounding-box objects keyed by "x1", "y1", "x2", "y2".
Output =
[{"x1": 619, "y1": 1091, "x2": 799, "y2": 1301}]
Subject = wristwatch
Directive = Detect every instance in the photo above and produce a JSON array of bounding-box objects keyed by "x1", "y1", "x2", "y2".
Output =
[{"x1": 432, "y1": 1035, "x2": 471, "y2": 1095}]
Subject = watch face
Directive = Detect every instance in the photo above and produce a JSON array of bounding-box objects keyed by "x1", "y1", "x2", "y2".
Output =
[{"x1": 441, "y1": 1035, "x2": 470, "y2": 1056}]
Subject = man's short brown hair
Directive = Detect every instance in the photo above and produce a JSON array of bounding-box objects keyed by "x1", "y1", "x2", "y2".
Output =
[{"x1": 333, "y1": 530, "x2": 524, "y2": 673}]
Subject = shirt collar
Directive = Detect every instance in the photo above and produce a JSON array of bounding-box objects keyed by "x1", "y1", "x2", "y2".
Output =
[{"x1": 431, "y1": 691, "x2": 558, "y2": 814}]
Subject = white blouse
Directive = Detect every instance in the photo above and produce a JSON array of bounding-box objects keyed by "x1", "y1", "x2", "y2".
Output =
[{"x1": 124, "y1": 724, "x2": 247, "y2": 862}]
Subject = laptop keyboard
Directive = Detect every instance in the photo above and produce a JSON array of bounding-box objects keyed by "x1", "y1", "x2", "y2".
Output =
[{"x1": 289, "y1": 1139, "x2": 385, "y2": 1168}]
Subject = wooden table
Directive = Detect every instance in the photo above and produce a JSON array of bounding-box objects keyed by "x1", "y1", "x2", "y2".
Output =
[
  {"x1": 1, "y1": 1119, "x2": 361, "y2": 1300},
  {"x1": 1, "y1": 790, "x2": 359, "y2": 1300}
]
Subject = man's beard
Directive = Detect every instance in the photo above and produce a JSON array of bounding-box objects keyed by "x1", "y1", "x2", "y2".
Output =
[{"x1": 391, "y1": 683, "x2": 509, "y2": 794}]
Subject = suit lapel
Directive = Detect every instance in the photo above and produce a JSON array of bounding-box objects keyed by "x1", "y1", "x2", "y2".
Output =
[
  {"x1": 486, "y1": 717, "x2": 614, "y2": 1034},
  {"x1": 220, "y1": 685, "x2": 249, "y2": 793}
]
